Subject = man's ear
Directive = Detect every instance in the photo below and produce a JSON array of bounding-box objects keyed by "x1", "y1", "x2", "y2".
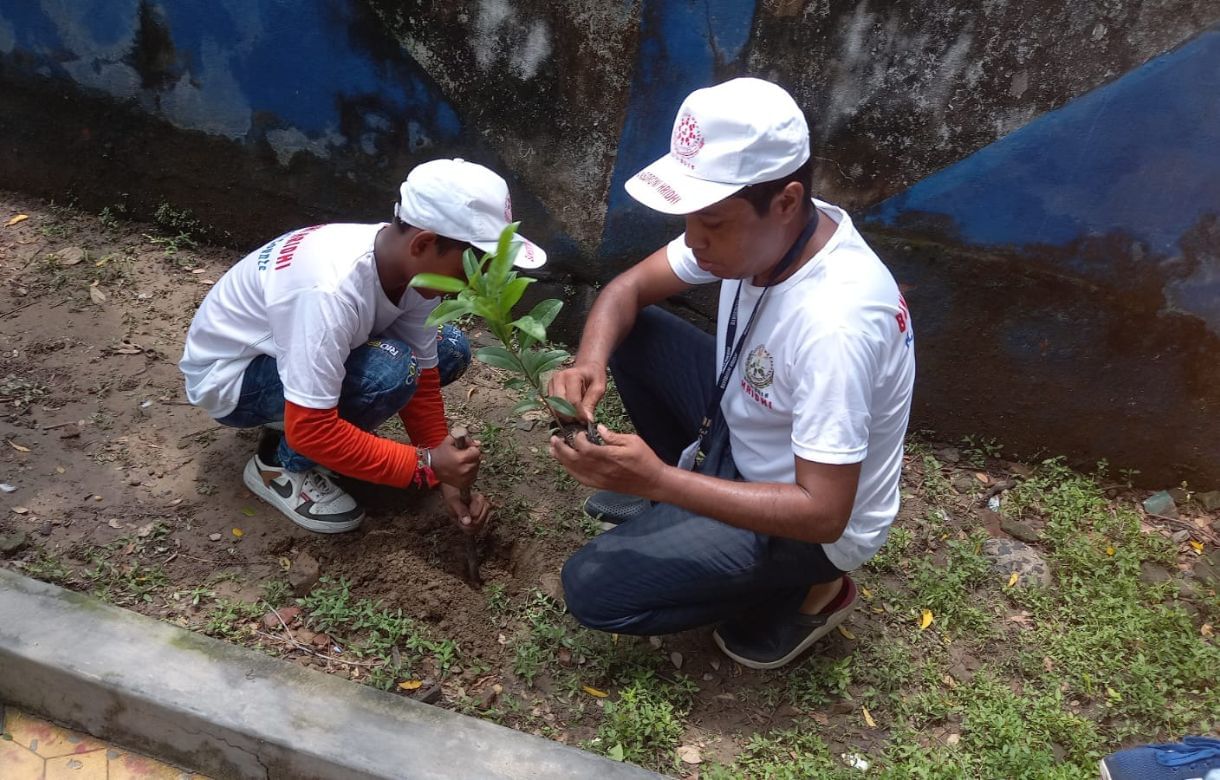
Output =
[
  {"x1": 774, "y1": 181, "x2": 806, "y2": 221},
  {"x1": 407, "y1": 229, "x2": 438, "y2": 259}
]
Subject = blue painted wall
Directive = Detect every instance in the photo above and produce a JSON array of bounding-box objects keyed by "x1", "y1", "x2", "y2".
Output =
[
  {"x1": 2, "y1": 1, "x2": 1219, "y2": 484},
  {"x1": 866, "y1": 26, "x2": 1220, "y2": 336}
]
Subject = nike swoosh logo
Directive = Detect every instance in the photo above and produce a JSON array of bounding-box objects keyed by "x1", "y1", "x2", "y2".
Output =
[{"x1": 271, "y1": 479, "x2": 294, "y2": 499}]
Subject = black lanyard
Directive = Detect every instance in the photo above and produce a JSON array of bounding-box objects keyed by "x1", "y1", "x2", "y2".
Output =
[{"x1": 694, "y1": 210, "x2": 819, "y2": 443}]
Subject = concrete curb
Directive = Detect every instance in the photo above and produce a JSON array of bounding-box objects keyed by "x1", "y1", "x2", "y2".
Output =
[{"x1": 0, "y1": 569, "x2": 661, "y2": 779}]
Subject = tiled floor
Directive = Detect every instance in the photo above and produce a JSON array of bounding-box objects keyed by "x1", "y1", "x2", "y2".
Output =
[{"x1": 0, "y1": 707, "x2": 210, "y2": 780}]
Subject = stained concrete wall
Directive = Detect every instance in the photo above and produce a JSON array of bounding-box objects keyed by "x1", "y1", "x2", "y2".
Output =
[{"x1": 1, "y1": 1, "x2": 1217, "y2": 486}]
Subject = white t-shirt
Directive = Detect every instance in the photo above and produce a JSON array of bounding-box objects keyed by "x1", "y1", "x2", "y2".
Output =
[
  {"x1": 180, "y1": 223, "x2": 439, "y2": 419},
  {"x1": 667, "y1": 199, "x2": 915, "y2": 571}
]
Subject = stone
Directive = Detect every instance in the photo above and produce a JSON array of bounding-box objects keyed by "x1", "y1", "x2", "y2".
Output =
[
  {"x1": 208, "y1": 533, "x2": 222, "y2": 542},
  {"x1": 1170, "y1": 529, "x2": 1191, "y2": 544},
  {"x1": 1142, "y1": 491, "x2": 1178, "y2": 519},
  {"x1": 982, "y1": 538, "x2": 1052, "y2": 588},
  {"x1": 539, "y1": 572, "x2": 564, "y2": 604},
  {"x1": 1196, "y1": 491, "x2": 1220, "y2": 512},
  {"x1": 1168, "y1": 487, "x2": 1190, "y2": 504},
  {"x1": 38, "y1": 521, "x2": 52, "y2": 536},
  {"x1": 1139, "y1": 562, "x2": 1173, "y2": 585},
  {"x1": 952, "y1": 473, "x2": 977, "y2": 494},
  {"x1": 1193, "y1": 551, "x2": 1220, "y2": 587},
  {"x1": 0, "y1": 531, "x2": 28, "y2": 555},
  {"x1": 935, "y1": 447, "x2": 961, "y2": 464},
  {"x1": 289, "y1": 551, "x2": 321, "y2": 596},
  {"x1": 1000, "y1": 517, "x2": 1042, "y2": 544}
]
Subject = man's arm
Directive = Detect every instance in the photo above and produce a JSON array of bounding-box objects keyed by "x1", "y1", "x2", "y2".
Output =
[
  {"x1": 549, "y1": 246, "x2": 693, "y2": 420},
  {"x1": 551, "y1": 426, "x2": 860, "y2": 544}
]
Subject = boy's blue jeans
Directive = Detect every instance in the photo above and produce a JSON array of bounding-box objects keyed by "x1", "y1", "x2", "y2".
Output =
[
  {"x1": 216, "y1": 324, "x2": 470, "y2": 473},
  {"x1": 561, "y1": 307, "x2": 843, "y2": 636}
]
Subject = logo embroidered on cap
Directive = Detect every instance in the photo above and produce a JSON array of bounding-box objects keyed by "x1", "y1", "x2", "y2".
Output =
[{"x1": 671, "y1": 112, "x2": 704, "y2": 168}]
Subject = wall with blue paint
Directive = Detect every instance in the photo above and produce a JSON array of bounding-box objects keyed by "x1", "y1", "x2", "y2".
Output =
[{"x1": 1, "y1": 0, "x2": 1218, "y2": 484}]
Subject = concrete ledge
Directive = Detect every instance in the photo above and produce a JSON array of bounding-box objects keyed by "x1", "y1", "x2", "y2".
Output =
[{"x1": 0, "y1": 569, "x2": 660, "y2": 779}]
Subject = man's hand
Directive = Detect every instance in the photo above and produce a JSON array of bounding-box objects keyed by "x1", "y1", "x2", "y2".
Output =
[
  {"x1": 428, "y1": 435, "x2": 481, "y2": 488},
  {"x1": 549, "y1": 424, "x2": 665, "y2": 496},
  {"x1": 547, "y1": 361, "x2": 607, "y2": 422},
  {"x1": 441, "y1": 484, "x2": 491, "y2": 534}
]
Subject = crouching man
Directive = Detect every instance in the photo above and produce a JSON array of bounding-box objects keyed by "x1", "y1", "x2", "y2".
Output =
[
  {"x1": 548, "y1": 79, "x2": 915, "y2": 669},
  {"x1": 180, "y1": 159, "x2": 547, "y2": 535}
]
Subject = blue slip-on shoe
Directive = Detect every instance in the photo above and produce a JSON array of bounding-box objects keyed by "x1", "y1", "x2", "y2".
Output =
[
  {"x1": 1101, "y1": 736, "x2": 1220, "y2": 780},
  {"x1": 713, "y1": 576, "x2": 858, "y2": 670},
  {"x1": 583, "y1": 490, "x2": 650, "y2": 526}
]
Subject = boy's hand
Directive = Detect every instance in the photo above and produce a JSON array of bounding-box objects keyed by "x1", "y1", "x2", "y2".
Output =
[
  {"x1": 547, "y1": 361, "x2": 607, "y2": 422},
  {"x1": 441, "y1": 485, "x2": 492, "y2": 534},
  {"x1": 429, "y1": 435, "x2": 481, "y2": 488}
]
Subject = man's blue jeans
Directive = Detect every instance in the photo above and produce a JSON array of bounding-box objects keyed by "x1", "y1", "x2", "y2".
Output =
[
  {"x1": 561, "y1": 307, "x2": 843, "y2": 636},
  {"x1": 216, "y1": 324, "x2": 471, "y2": 473}
]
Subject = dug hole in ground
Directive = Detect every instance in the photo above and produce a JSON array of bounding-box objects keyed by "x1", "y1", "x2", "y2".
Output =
[{"x1": 0, "y1": 192, "x2": 1217, "y2": 778}]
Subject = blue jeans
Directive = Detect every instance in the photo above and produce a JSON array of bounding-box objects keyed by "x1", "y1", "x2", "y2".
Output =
[
  {"x1": 216, "y1": 324, "x2": 471, "y2": 473},
  {"x1": 561, "y1": 307, "x2": 843, "y2": 635}
]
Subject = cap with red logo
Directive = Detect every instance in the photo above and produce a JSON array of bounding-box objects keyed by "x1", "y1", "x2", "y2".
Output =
[
  {"x1": 394, "y1": 158, "x2": 546, "y2": 269},
  {"x1": 625, "y1": 78, "x2": 811, "y2": 215}
]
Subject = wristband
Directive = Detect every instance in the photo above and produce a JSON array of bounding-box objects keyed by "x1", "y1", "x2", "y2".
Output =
[{"x1": 413, "y1": 446, "x2": 439, "y2": 488}]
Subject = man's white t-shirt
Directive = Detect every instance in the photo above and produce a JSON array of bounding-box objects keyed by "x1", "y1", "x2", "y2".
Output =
[
  {"x1": 180, "y1": 223, "x2": 439, "y2": 419},
  {"x1": 667, "y1": 199, "x2": 915, "y2": 571}
]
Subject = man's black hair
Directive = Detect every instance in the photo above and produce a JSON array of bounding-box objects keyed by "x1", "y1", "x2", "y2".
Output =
[
  {"x1": 731, "y1": 157, "x2": 814, "y2": 217},
  {"x1": 392, "y1": 211, "x2": 470, "y2": 254}
]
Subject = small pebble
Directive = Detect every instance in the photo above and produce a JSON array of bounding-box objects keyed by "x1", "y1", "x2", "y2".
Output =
[
  {"x1": 0, "y1": 483, "x2": 15, "y2": 493},
  {"x1": 209, "y1": 533, "x2": 222, "y2": 542},
  {"x1": 1170, "y1": 529, "x2": 1190, "y2": 544}
]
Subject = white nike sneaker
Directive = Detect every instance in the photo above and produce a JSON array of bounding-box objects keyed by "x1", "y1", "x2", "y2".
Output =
[{"x1": 242, "y1": 454, "x2": 365, "y2": 533}]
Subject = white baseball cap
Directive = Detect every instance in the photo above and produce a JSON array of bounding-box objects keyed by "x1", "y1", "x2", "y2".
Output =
[
  {"x1": 625, "y1": 78, "x2": 811, "y2": 215},
  {"x1": 394, "y1": 158, "x2": 547, "y2": 269}
]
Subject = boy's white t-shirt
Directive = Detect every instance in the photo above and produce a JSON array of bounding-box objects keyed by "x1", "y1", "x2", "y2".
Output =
[
  {"x1": 667, "y1": 199, "x2": 916, "y2": 571},
  {"x1": 180, "y1": 223, "x2": 439, "y2": 419}
]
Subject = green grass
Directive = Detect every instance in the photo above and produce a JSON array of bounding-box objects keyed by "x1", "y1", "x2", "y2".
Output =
[
  {"x1": 592, "y1": 681, "x2": 686, "y2": 770},
  {"x1": 709, "y1": 454, "x2": 1218, "y2": 778},
  {"x1": 296, "y1": 576, "x2": 460, "y2": 689}
]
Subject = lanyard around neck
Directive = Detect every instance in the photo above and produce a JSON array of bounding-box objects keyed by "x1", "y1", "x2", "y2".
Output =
[{"x1": 694, "y1": 209, "x2": 820, "y2": 442}]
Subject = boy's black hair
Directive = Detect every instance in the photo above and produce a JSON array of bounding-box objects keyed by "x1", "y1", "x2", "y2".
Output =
[
  {"x1": 392, "y1": 212, "x2": 471, "y2": 254},
  {"x1": 731, "y1": 157, "x2": 814, "y2": 217}
]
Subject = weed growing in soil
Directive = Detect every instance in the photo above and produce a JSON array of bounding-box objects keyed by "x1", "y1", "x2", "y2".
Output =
[
  {"x1": 297, "y1": 576, "x2": 460, "y2": 688},
  {"x1": 592, "y1": 681, "x2": 686, "y2": 770}
]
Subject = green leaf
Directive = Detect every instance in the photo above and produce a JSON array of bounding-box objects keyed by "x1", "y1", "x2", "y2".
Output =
[
  {"x1": 526, "y1": 299, "x2": 563, "y2": 329},
  {"x1": 536, "y1": 349, "x2": 571, "y2": 375},
  {"x1": 518, "y1": 348, "x2": 546, "y2": 382},
  {"x1": 512, "y1": 315, "x2": 546, "y2": 344},
  {"x1": 475, "y1": 345, "x2": 521, "y2": 372},
  {"x1": 461, "y1": 248, "x2": 482, "y2": 284},
  {"x1": 499, "y1": 276, "x2": 533, "y2": 315},
  {"x1": 503, "y1": 378, "x2": 528, "y2": 391},
  {"x1": 488, "y1": 223, "x2": 520, "y2": 285},
  {"x1": 408, "y1": 273, "x2": 466, "y2": 294},
  {"x1": 425, "y1": 298, "x2": 473, "y2": 327},
  {"x1": 607, "y1": 744, "x2": 625, "y2": 762},
  {"x1": 510, "y1": 398, "x2": 544, "y2": 416},
  {"x1": 545, "y1": 395, "x2": 579, "y2": 419}
]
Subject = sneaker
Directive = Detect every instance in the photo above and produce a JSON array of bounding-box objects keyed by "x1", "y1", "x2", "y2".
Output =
[
  {"x1": 242, "y1": 454, "x2": 365, "y2": 533},
  {"x1": 583, "y1": 490, "x2": 650, "y2": 525},
  {"x1": 713, "y1": 576, "x2": 858, "y2": 670},
  {"x1": 1101, "y1": 736, "x2": 1220, "y2": 780}
]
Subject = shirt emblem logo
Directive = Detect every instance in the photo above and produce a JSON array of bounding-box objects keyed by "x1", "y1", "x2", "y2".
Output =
[{"x1": 744, "y1": 345, "x2": 774, "y2": 391}]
